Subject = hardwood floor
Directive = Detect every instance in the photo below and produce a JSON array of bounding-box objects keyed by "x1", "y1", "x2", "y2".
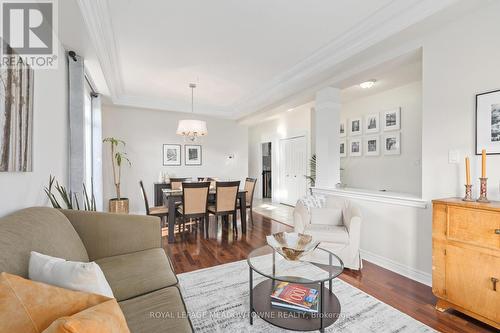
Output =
[{"x1": 163, "y1": 212, "x2": 497, "y2": 333}]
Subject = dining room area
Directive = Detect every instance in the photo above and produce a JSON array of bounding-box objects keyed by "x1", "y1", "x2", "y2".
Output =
[
  {"x1": 140, "y1": 177, "x2": 256, "y2": 244},
  {"x1": 99, "y1": 90, "x2": 273, "y2": 252}
]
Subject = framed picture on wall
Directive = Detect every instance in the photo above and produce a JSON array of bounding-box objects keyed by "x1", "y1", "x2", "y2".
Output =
[
  {"x1": 340, "y1": 139, "x2": 347, "y2": 157},
  {"x1": 349, "y1": 138, "x2": 362, "y2": 157},
  {"x1": 339, "y1": 119, "x2": 346, "y2": 137},
  {"x1": 349, "y1": 118, "x2": 362, "y2": 136},
  {"x1": 383, "y1": 132, "x2": 401, "y2": 155},
  {"x1": 476, "y1": 89, "x2": 500, "y2": 154},
  {"x1": 185, "y1": 145, "x2": 202, "y2": 165},
  {"x1": 365, "y1": 135, "x2": 380, "y2": 156},
  {"x1": 163, "y1": 144, "x2": 181, "y2": 166},
  {"x1": 365, "y1": 113, "x2": 379, "y2": 133},
  {"x1": 383, "y1": 107, "x2": 401, "y2": 131}
]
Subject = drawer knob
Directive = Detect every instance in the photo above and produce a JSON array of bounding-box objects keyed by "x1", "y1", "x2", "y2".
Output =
[
  {"x1": 492, "y1": 277, "x2": 499, "y2": 291},
  {"x1": 495, "y1": 229, "x2": 500, "y2": 234}
]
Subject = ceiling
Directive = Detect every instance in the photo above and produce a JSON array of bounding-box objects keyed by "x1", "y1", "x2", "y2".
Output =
[
  {"x1": 64, "y1": 0, "x2": 460, "y2": 119},
  {"x1": 240, "y1": 49, "x2": 422, "y2": 125},
  {"x1": 339, "y1": 49, "x2": 422, "y2": 103}
]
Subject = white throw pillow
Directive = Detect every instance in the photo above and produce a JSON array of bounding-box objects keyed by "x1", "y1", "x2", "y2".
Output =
[
  {"x1": 28, "y1": 251, "x2": 114, "y2": 298},
  {"x1": 310, "y1": 207, "x2": 343, "y2": 226}
]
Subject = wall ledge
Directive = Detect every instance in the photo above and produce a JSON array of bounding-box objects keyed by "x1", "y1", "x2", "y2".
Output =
[{"x1": 312, "y1": 187, "x2": 428, "y2": 209}]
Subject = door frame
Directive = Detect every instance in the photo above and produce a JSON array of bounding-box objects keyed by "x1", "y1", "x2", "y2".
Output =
[{"x1": 278, "y1": 135, "x2": 308, "y2": 207}]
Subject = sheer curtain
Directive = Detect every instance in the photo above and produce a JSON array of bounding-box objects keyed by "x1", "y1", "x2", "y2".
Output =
[{"x1": 68, "y1": 51, "x2": 103, "y2": 210}]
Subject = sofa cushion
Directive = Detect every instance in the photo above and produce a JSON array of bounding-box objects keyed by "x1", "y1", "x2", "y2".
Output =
[
  {"x1": 0, "y1": 207, "x2": 89, "y2": 278},
  {"x1": 0, "y1": 272, "x2": 110, "y2": 333},
  {"x1": 304, "y1": 225, "x2": 349, "y2": 244},
  {"x1": 119, "y1": 286, "x2": 192, "y2": 333},
  {"x1": 96, "y1": 248, "x2": 177, "y2": 301},
  {"x1": 29, "y1": 251, "x2": 113, "y2": 298},
  {"x1": 310, "y1": 207, "x2": 343, "y2": 226},
  {"x1": 43, "y1": 299, "x2": 130, "y2": 333}
]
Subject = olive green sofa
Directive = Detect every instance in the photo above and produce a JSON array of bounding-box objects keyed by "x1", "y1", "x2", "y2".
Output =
[{"x1": 0, "y1": 207, "x2": 193, "y2": 333}]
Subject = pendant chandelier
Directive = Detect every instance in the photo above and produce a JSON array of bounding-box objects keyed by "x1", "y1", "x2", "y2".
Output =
[{"x1": 176, "y1": 83, "x2": 208, "y2": 141}]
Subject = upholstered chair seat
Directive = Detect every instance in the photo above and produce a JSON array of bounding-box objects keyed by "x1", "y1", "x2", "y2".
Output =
[{"x1": 294, "y1": 195, "x2": 362, "y2": 270}]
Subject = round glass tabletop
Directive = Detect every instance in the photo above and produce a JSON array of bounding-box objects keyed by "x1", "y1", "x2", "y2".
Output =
[{"x1": 247, "y1": 245, "x2": 344, "y2": 284}]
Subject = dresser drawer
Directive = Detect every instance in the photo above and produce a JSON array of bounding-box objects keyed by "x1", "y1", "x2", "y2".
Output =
[
  {"x1": 447, "y1": 207, "x2": 500, "y2": 249},
  {"x1": 445, "y1": 244, "x2": 500, "y2": 323}
]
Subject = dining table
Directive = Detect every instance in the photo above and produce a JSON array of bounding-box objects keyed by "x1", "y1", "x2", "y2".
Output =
[{"x1": 162, "y1": 188, "x2": 247, "y2": 243}]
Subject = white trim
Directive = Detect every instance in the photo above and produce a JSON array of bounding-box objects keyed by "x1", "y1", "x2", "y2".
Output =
[
  {"x1": 360, "y1": 249, "x2": 432, "y2": 286},
  {"x1": 77, "y1": 0, "x2": 124, "y2": 98},
  {"x1": 312, "y1": 187, "x2": 428, "y2": 209}
]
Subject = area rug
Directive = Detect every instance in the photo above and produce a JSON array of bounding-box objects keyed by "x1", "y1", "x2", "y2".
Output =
[{"x1": 177, "y1": 259, "x2": 435, "y2": 332}]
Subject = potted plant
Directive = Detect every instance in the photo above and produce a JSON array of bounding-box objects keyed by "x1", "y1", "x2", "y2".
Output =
[{"x1": 103, "y1": 137, "x2": 131, "y2": 213}]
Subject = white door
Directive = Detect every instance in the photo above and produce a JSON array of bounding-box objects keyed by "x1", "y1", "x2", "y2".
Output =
[{"x1": 279, "y1": 136, "x2": 307, "y2": 206}]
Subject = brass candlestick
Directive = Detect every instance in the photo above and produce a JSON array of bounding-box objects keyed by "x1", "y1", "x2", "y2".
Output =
[
  {"x1": 477, "y1": 177, "x2": 489, "y2": 203},
  {"x1": 463, "y1": 184, "x2": 473, "y2": 202}
]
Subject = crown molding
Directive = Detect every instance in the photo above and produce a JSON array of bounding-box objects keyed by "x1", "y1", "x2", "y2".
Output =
[
  {"x1": 78, "y1": 0, "x2": 456, "y2": 118},
  {"x1": 231, "y1": 0, "x2": 457, "y2": 119},
  {"x1": 76, "y1": 0, "x2": 124, "y2": 98}
]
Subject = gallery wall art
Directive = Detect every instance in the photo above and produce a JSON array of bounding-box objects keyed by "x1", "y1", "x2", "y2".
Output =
[
  {"x1": 0, "y1": 44, "x2": 34, "y2": 172},
  {"x1": 163, "y1": 144, "x2": 181, "y2": 166},
  {"x1": 341, "y1": 107, "x2": 401, "y2": 157},
  {"x1": 476, "y1": 89, "x2": 500, "y2": 154},
  {"x1": 185, "y1": 144, "x2": 202, "y2": 166}
]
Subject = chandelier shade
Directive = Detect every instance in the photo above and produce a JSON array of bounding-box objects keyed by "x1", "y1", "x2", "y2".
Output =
[
  {"x1": 177, "y1": 83, "x2": 208, "y2": 141},
  {"x1": 176, "y1": 119, "x2": 208, "y2": 140}
]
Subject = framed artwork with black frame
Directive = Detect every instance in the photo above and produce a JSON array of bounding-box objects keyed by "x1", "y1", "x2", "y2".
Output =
[
  {"x1": 185, "y1": 144, "x2": 202, "y2": 166},
  {"x1": 163, "y1": 144, "x2": 181, "y2": 166},
  {"x1": 476, "y1": 89, "x2": 500, "y2": 155}
]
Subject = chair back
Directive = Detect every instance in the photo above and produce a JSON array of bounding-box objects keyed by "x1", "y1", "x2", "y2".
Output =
[
  {"x1": 182, "y1": 182, "x2": 210, "y2": 215},
  {"x1": 170, "y1": 177, "x2": 189, "y2": 190},
  {"x1": 244, "y1": 178, "x2": 257, "y2": 206},
  {"x1": 139, "y1": 180, "x2": 150, "y2": 214},
  {"x1": 215, "y1": 181, "x2": 240, "y2": 213}
]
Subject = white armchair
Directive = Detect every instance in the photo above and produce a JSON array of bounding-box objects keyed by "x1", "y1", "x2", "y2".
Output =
[{"x1": 294, "y1": 195, "x2": 362, "y2": 270}]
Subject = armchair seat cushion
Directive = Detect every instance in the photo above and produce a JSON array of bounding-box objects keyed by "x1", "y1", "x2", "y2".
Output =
[
  {"x1": 304, "y1": 225, "x2": 349, "y2": 244},
  {"x1": 96, "y1": 248, "x2": 177, "y2": 302},
  {"x1": 119, "y1": 286, "x2": 192, "y2": 333}
]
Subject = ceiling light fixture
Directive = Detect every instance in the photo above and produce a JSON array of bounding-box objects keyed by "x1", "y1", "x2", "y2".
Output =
[
  {"x1": 359, "y1": 79, "x2": 376, "y2": 89},
  {"x1": 287, "y1": 108, "x2": 294, "y2": 112},
  {"x1": 176, "y1": 83, "x2": 208, "y2": 142}
]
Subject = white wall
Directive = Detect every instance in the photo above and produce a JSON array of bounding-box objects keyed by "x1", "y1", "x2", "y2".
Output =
[
  {"x1": 102, "y1": 105, "x2": 248, "y2": 214},
  {"x1": 248, "y1": 102, "x2": 313, "y2": 202},
  {"x1": 340, "y1": 81, "x2": 422, "y2": 195},
  {"x1": 422, "y1": 2, "x2": 500, "y2": 201},
  {"x1": 0, "y1": 44, "x2": 68, "y2": 217},
  {"x1": 321, "y1": 2, "x2": 500, "y2": 282}
]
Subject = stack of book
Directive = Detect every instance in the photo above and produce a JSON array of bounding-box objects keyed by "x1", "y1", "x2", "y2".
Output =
[{"x1": 270, "y1": 281, "x2": 319, "y2": 314}]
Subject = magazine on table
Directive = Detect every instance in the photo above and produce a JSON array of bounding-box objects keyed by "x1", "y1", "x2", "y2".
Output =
[
  {"x1": 271, "y1": 299, "x2": 319, "y2": 313},
  {"x1": 271, "y1": 281, "x2": 319, "y2": 310}
]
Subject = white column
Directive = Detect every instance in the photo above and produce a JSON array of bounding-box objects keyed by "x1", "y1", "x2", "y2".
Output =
[{"x1": 315, "y1": 87, "x2": 341, "y2": 188}]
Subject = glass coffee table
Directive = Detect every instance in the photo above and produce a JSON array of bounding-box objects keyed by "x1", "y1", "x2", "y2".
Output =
[{"x1": 247, "y1": 245, "x2": 344, "y2": 332}]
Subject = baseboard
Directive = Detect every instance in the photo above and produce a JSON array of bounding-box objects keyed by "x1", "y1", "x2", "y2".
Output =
[{"x1": 360, "y1": 249, "x2": 432, "y2": 286}]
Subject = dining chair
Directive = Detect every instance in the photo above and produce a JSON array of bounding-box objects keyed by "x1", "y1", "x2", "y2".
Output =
[
  {"x1": 170, "y1": 177, "x2": 190, "y2": 190},
  {"x1": 243, "y1": 178, "x2": 257, "y2": 224},
  {"x1": 178, "y1": 182, "x2": 211, "y2": 235},
  {"x1": 208, "y1": 181, "x2": 241, "y2": 231},
  {"x1": 139, "y1": 180, "x2": 168, "y2": 224}
]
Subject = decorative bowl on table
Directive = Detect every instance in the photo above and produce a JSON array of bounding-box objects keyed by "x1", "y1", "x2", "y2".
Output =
[{"x1": 266, "y1": 232, "x2": 320, "y2": 261}]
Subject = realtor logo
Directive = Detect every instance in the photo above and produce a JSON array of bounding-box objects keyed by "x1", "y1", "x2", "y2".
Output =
[{"x1": 1, "y1": 0, "x2": 58, "y2": 69}]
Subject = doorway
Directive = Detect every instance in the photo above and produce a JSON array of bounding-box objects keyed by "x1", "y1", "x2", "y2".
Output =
[
  {"x1": 261, "y1": 142, "x2": 272, "y2": 198},
  {"x1": 279, "y1": 136, "x2": 307, "y2": 206}
]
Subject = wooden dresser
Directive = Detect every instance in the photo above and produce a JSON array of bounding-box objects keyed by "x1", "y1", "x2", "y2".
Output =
[{"x1": 432, "y1": 198, "x2": 500, "y2": 329}]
